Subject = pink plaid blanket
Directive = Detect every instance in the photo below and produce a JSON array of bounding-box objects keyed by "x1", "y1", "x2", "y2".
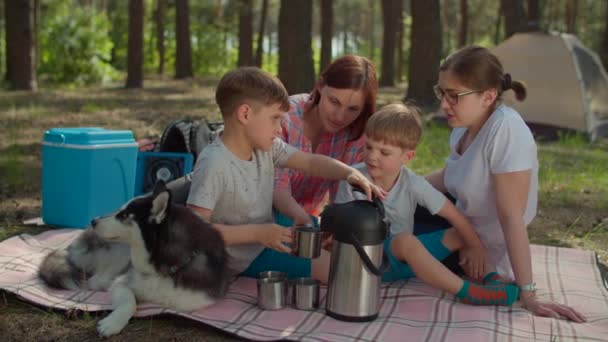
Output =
[{"x1": 1, "y1": 229, "x2": 607, "y2": 341}]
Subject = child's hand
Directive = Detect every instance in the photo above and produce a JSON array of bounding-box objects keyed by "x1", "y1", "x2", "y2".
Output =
[
  {"x1": 257, "y1": 224, "x2": 293, "y2": 253},
  {"x1": 321, "y1": 232, "x2": 333, "y2": 252},
  {"x1": 293, "y1": 213, "x2": 314, "y2": 227},
  {"x1": 346, "y1": 169, "x2": 387, "y2": 200},
  {"x1": 459, "y1": 245, "x2": 489, "y2": 280}
]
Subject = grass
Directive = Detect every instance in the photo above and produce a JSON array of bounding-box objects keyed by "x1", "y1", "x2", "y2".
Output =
[{"x1": 0, "y1": 80, "x2": 607, "y2": 341}]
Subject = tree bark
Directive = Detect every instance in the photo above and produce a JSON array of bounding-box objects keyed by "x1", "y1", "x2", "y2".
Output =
[
  {"x1": 368, "y1": 0, "x2": 375, "y2": 61},
  {"x1": 278, "y1": 0, "x2": 314, "y2": 94},
  {"x1": 319, "y1": 0, "x2": 333, "y2": 73},
  {"x1": 501, "y1": 0, "x2": 525, "y2": 37},
  {"x1": 155, "y1": 0, "x2": 166, "y2": 74},
  {"x1": 396, "y1": 0, "x2": 405, "y2": 83},
  {"x1": 5, "y1": 0, "x2": 37, "y2": 90},
  {"x1": 405, "y1": 0, "x2": 441, "y2": 108},
  {"x1": 237, "y1": 0, "x2": 253, "y2": 66},
  {"x1": 458, "y1": 0, "x2": 468, "y2": 47},
  {"x1": 126, "y1": 0, "x2": 144, "y2": 88},
  {"x1": 601, "y1": 1, "x2": 608, "y2": 70},
  {"x1": 565, "y1": 0, "x2": 578, "y2": 34},
  {"x1": 254, "y1": 0, "x2": 268, "y2": 67},
  {"x1": 380, "y1": 0, "x2": 400, "y2": 87},
  {"x1": 527, "y1": 0, "x2": 540, "y2": 27},
  {"x1": 175, "y1": 0, "x2": 193, "y2": 78}
]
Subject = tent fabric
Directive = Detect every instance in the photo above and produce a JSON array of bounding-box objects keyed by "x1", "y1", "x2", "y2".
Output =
[{"x1": 492, "y1": 31, "x2": 608, "y2": 140}]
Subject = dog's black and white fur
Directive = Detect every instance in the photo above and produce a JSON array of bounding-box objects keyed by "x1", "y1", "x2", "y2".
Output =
[{"x1": 38, "y1": 181, "x2": 231, "y2": 337}]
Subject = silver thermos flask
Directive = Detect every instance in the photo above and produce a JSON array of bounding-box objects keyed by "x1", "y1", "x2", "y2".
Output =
[{"x1": 320, "y1": 194, "x2": 389, "y2": 322}]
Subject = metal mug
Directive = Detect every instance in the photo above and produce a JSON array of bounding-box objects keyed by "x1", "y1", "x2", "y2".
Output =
[
  {"x1": 257, "y1": 271, "x2": 288, "y2": 310},
  {"x1": 292, "y1": 225, "x2": 322, "y2": 259},
  {"x1": 291, "y1": 277, "x2": 320, "y2": 311}
]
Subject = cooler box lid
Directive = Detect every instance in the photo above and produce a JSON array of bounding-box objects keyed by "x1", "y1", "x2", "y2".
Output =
[{"x1": 43, "y1": 127, "x2": 136, "y2": 146}]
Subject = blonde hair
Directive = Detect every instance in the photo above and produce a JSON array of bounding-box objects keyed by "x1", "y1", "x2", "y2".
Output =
[
  {"x1": 365, "y1": 103, "x2": 422, "y2": 150},
  {"x1": 215, "y1": 67, "x2": 290, "y2": 118}
]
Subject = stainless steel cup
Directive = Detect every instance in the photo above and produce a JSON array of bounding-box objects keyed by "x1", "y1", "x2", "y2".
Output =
[
  {"x1": 292, "y1": 226, "x2": 322, "y2": 259},
  {"x1": 291, "y1": 277, "x2": 320, "y2": 310},
  {"x1": 257, "y1": 271, "x2": 287, "y2": 310}
]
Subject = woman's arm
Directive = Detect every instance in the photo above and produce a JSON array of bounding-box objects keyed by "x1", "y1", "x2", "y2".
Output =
[
  {"x1": 425, "y1": 167, "x2": 447, "y2": 193},
  {"x1": 495, "y1": 170, "x2": 585, "y2": 322}
]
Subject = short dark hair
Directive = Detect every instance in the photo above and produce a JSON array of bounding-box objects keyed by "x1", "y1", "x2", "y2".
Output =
[{"x1": 215, "y1": 67, "x2": 290, "y2": 118}]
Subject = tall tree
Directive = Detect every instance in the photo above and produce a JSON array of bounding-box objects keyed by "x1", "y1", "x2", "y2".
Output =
[
  {"x1": 278, "y1": 0, "x2": 314, "y2": 94},
  {"x1": 319, "y1": 0, "x2": 333, "y2": 73},
  {"x1": 406, "y1": 0, "x2": 441, "y2": 108},
  {"x1": 380, "y1": 0, "x2": 401, "y2": 87},
  {"x1": 396, "y1": 0, "x2": 406, "y2": 83},
  {"x1": 155, "y1": 0, "x2": 166, "y2": 74},
  {"x1": 175, "y1": 0, "x2": 193, "y2": 78},
  {"x1": 238, "y1": 0, "x2": 253, "y2": 66},
  {"x1": 601, "y1": 2, "x2": 608, "y2": 70},
  {"x1": 4, "y1": 0, "x2": 37, "y2": 90},
  {"x1": 368, "y1": 0, "x2": 375, "y2": 61},
  {"x1": 527, "y1": 0, "x2": 540, "y2": 28},
  {"x1": 126, "y1": 0, "x2": 144, "y2": 88},
  {"x1": 501, "y1": 0, "x2": 525, "y2": 37},
  {"x1": 254, "y1": 0, "x2": 268, "y2": 67},
  {"x1": 565, "y1": 0, "x2": 578, "y2": 34},
  {"x1": 458, "y1": 0, "x2": 468, "y2": 47}
]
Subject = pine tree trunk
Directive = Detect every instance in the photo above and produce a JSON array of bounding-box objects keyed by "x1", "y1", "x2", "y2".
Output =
[
  {"x1": 5, "y1": 0, "x2": 37, "y2": 90},
  {"x1": 380, "y1": 0, "x2": 400, "y2": 87},
  {"x1": 319, "y1": 0, "x2": 333, "y2": 73},
  {"x1": 155, "y1": 0, "x2": 166, "y2": 74},
  {"x1": 527, "y1": 0, "x2": 540, "y2": 27},
  {"x1": 254, "y1": 0, "x2": 268, "y2": 67},
  {"x1": 601, "y1": 2, "x2": 608, "y2": 70},
  {"x1": 405, "y1": 0, "x2": 441, "y2": 108},
  {"x1": 278, "y1": 0, "x2": 314, "y2": 94},
  {"x1": 396, "y1": 1, "x2": 405, "y2": 83},
  {"x1": 175, "y1": 0, "x2": 193, "y2": 78},
  {"x1": 237, "y1": 0, "x2": 253, "y2": 66},
  {"x1": 458, "y1": 0, "x2": 468, "y2": 47},
  {"x1": 501, "y1": 0, "x2": 525, "y2": 37},
  {"x1": 565, "y1": 0, "x2": 578, "y2": 34},
  {"x1": 368, "y1": 0, "x2": 375, "y2": 61},
  {"x1": 126, "y1": 0, "x2": 144, "y2": 88}
]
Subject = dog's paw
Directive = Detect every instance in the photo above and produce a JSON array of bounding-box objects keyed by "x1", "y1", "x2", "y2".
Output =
[
  {"x1": 97, "y1": 313, "x2": 129, "y2": 337},
  {"x1": 88, "y1": 275, "x2": 112, "y2": 291}
]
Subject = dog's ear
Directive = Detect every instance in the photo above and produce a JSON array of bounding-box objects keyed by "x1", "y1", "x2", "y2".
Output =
[
  {"x1": 152, "y1": 180, "x2": 167, "y2": 196},
  {"x1": 150, "y1": 187, "x2": 171, "y2": 224}
]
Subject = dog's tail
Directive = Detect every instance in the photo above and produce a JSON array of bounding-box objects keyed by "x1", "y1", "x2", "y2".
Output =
[{"x1": 38, "y1": 249, "x2": 82, "y2": 290}]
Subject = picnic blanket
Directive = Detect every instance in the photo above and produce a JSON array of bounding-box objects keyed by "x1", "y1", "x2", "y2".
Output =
[{"x1": 1, "y1": 229, "x2": 607, "y2": 341}]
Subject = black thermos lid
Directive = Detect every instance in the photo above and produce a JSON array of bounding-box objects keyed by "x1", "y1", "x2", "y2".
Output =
[{"x1": 320, "y1": 199, "x2": 388, "y2": 245}]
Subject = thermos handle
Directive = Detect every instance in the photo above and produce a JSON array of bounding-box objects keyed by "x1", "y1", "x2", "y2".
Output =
[{"x1": 349, "y1": 233, "x2": 384, "y2": 276}]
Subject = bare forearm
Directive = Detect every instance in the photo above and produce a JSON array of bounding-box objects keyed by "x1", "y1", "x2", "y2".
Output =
[
  {"x1": 290, "y1": 153, "x2": 352, "y2": 180},
  {"x1": 425, "y1": 168, "x2": 447, "y2": 193},
  {"x1": 502, "y1": 216, "x2": 534, "y2": 292},
  {"x1": 211, "y1": 222, "x2": 262, "y2": 246},
  {"x1": 438, "y1": 202, "x2": 482, "y2": 247},
  {"x1": 273, "y1": 189, "x2": 309, "y2": 222}
]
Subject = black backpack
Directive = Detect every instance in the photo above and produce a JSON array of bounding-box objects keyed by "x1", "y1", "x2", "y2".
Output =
[{"x1": 156, "y1": 118, "x2": 224, "y2": 160}]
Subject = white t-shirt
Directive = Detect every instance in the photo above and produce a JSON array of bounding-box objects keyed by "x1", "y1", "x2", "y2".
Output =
[
  {"x1": 444, "y1": 104, "x2": 538, "y2": 280},
  {"x1": 187, "y1": 137, "x2": 297, "y2": 273},
  {"x1": 335, "y1": 163, "x2": 446, "y2": 236}
]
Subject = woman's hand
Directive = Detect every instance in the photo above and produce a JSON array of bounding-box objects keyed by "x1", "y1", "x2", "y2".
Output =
[
  {"x1": 256, "y1": 224, "x2": 293, "y2": 253},
  {"x1": 522, "y1": 295, "x2": 587, "y2": 323},
  {"x1": 459, "y1": 245, "x2": 489, "y2": 280},
  {"x1": 293, "y1": 213, "x2": 314, "y2": 227},
  {"x1": 346, "y1": 169, "x2": 387, "y2": 200}
]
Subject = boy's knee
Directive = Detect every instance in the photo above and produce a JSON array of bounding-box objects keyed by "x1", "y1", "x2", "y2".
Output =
[{"x1": 390, "y1": 234, "x2": 416, "y2": 260}]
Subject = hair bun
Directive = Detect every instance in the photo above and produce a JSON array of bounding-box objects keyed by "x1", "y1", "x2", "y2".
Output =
[{"x1": 502, "y1": 73, "x2": 512, "y2": 91}]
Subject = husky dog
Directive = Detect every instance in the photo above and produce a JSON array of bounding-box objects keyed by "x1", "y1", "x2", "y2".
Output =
[{"x1": 39, "y1": 181, "x2": 231, "y2": 337}]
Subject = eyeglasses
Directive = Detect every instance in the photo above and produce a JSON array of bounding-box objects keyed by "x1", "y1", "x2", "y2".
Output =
[{"x1": 433, "y1": 84, "x2": 482, "y2": 105}]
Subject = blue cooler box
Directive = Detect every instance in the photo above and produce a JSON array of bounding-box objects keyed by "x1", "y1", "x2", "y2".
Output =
[{"x1": 42, "y1": 127, "x2": 139, "y2": 228}]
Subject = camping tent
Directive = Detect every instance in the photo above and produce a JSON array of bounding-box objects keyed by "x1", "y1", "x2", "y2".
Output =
[{"x1": 492, "y1": 31, "x2": 608, "y2": 140}]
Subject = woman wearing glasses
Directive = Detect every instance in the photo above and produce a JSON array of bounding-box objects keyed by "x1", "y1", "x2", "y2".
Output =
[{"x1": 427, "y1": 45, "x2": 585, "y2": 322}]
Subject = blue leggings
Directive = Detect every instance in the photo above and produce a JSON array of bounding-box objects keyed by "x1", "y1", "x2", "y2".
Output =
[{"x1": 240, "y1": 211, "x2": 315, "y2": 279}]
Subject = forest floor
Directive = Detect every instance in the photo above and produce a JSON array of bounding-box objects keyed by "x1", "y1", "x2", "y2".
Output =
[{"x1": 1, "y1": 79, "x2": 607, "y2": 341}]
